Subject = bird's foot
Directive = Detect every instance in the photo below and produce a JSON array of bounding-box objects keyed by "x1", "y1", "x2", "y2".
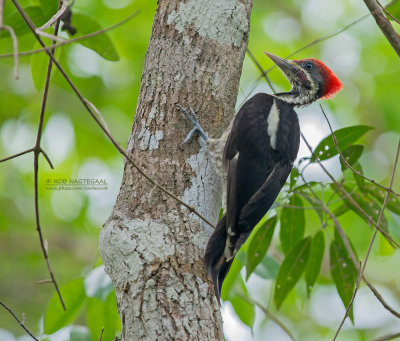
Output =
[{"x1": 176, "y1": 104, "x2": 208, "y2": 146}]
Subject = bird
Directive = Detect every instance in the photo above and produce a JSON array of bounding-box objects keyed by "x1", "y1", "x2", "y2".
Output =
[{"x1": 177, "y1": 52, "x2": 343, "y2": 302}]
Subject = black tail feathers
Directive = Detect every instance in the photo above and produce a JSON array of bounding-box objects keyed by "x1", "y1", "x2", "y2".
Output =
[{"x1": 204, "y1": 215, "x2": 234, "y2": 303}]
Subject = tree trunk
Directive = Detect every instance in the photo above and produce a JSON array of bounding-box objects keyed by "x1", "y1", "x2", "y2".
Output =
[{"x1": 99, "y1": 0, "x2": 252, "y2": 339}]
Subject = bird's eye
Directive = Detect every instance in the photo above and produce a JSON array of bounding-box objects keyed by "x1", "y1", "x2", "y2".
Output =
[{"x1": 305, "y1": 63, "x2": 313, "y2": 70}]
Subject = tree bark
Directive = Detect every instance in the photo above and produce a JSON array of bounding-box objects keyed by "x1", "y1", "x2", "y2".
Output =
[{"x1": 99, "y1": 0, "x2": 252, "y2": 339}]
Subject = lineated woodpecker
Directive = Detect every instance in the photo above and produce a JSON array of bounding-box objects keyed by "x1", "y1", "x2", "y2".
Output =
[{"x1": 178, "y1": 52, "x2": 343, "y2": 302}]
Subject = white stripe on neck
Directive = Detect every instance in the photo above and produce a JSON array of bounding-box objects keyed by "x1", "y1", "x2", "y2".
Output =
[{"x1": 267, "y1": 99, "x2": 280, "y2": 150}]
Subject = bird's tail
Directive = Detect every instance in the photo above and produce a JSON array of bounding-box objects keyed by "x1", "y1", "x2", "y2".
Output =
[{"x1": 204, "y1": 215, "x2": 234, "y2": 303}]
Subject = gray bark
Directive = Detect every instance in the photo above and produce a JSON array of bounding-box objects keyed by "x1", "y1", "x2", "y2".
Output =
[{"x1": 99, "y1": 0, "x2": 252, "y2": 339}]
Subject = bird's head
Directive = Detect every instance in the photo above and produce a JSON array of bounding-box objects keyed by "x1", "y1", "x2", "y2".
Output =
[{"x1": 265, "y1": 52, "x2": 342, "y2": 106}]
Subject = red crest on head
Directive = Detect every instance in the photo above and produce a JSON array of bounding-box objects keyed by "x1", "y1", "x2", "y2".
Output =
[{"x1": 311, "y1": 59, "x2": 343, "y2": 99}]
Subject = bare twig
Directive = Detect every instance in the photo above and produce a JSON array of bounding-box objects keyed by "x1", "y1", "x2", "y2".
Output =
[
  {"x1": 363, "y1": 0, "x2": 400, "y2": 57},
  {"x1": 0, "y1": 301, "x2": 39, "y2": 341},
  {"x1": 11, "y1": 0, "x2": 215, "y2": 229},
  {"x1": 0, "y1": 10, "x2": 141, "y2": 59},
  {"x1": 36, "y1": 0, "x2": 68, "y2": 31},
  {"x1": 236, "y1": 292, "x2": 296, "y2": 341},
  {"x1": 377, "y1": 0, "x2": 400, "y2": 24},
  {"x1": 83, "y1": 98, "x2": 112, "y2": 135},
  {"x1": 35, "y1": 30, "x2": 66, "y2": 42},
  {"x1": 0, "y1": 148, "x2": 34, "y2": 162},
  {"x1": 99, "y1": 327, "x2": 105, "y2": 341},
  {"x1": 246, "y1": 48, "x2": 276, "y2": 93},
  {"x1": 0, "y1": 0, "x2": 19, "y2": 78},
  {"x1": 0, "y1": 147, "x2": 53, "y2": 168},
  {"x1": 364, "y1": 278, "x2": 400, "y2": 318},
  {"x1": 372, "y1": 332, "x2": 400, "y2": 341},
  {"x1": 31, "y1": 0, "x2": 66, "y2": 310},
  {"x1": 320, "y1": 104, "x2": 400, "y2": 196}
]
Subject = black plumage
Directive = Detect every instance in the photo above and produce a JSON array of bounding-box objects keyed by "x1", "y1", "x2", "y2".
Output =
[
  {"x1": 178, "y1": 52, "x2": 342, "y2": 302},
  {"x1": 204, "y1": 94, "x2": 300, "y2": 301}
]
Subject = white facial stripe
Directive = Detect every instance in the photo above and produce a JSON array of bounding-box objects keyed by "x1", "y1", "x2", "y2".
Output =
[
  {"x1": 279, "y1": 61, "x2": 319, "y2": 106},
  {"x1": 267, "y1": 99, "x2": 280, "y2": 149}
]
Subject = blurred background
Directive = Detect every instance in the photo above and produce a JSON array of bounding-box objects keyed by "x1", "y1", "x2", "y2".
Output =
[{"x1": 0, "y1": 0, "x2": 399, "y2": 340}]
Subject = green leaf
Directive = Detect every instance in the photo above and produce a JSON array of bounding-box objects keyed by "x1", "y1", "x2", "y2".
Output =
[
  {"x1": 246, "y1": 216, "x2": 277, "y2": 279},
  {"x1": 221, "y1": 258, "x2": 242, "y2": 301},
  {"x1": 292, "y1": 181, "x2": 319, "y2": 192},
  {"x1": 229, "y1": 279, "x2": 255, "y2": 329},
  {"x1": 38, "y1": 0, "x2": 59, "y2": 20},
  {"x1": 44, "y1": 278, "x2": 87, "y2": 334},
  {"x1": 299, "y1": 190, "x2": 324, "y2": 223},
  {"x1": 87, "y1": 292, "x2": 121, "y2": 341},
  {"x1": 365, "y1": 183, "x2": 400, "y2": 215},
  {"x1": 330, "y1": 232, "x2": 357, "y2": 322},
  {"x1": 221, "y1": 258, "x2": 255, "y2": 328},
  {"x1": 340, "y1": 145, "x2": 364, "y2": 171},
  {"x1": 280, "y1": 195, "x2": 305, "y2": 254},
  {"x1": 333, "y1": 203, "x2": 350, "y2": 217},
  {"x1": 311, "y1": 125, "x2": 373, "y2": 162},
  {"x1": 30, "y1": 41, "x2": 62, "y2": 91},
  {"x1": 274, "y1": 237, "x2": 311, "y2": 309},
  {"x1": 290, "y1": 167, "x2": 299, "y2": 190},
  {"x1": 253, "y1": 255, "x2": 280, "y2": 280},
  {"x1": 331, "y1": 184, "x2": 389, "y2": 232},
  {"x1": 386, "y1": 1, "x2": 400, "y2": 21},
  {"x1": 305, "y1": 231, "x2": 325, "y2": 295},
  {"x1": 352, "y1": 162, "x2": 366, "y2": 191},
  {"x1": 1, "y1": 6, "x2": 47, "y2": 38},
  {"x1": 71, "y1": 13, "x2": 120, "y2": 61}
]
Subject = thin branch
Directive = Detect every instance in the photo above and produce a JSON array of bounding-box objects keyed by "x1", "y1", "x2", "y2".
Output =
[
  {"x1": 377, "y1": 0, "x2": 400, "y2": 24},
  {"x1": 363, "y1": 0, "x2": 400, "y2": 57},
  {"x1": 277, "y1": 204, "x2": 323, "y2": 210},
  {"x1": 35, "y1": 29, "x2": 66, "y2": 43},
  {"x1": 40, "y1": 147, "x2": 54, "y2": 169},
  {"x1": 11, "y1": 0, "x2": 215, "y2": 229},
  {"x1": 99, "y1": 327, "x2": 105, "y2": 341},
  {"x1": 320, "y1": 104, "x2": 400, "y2": 196},
  {"x1": 300, "y1": 131, "x2": 400, "y2": 248},
  {"x1": 0, "y1": 0, "x2": 19, "y2": 78},
  {"x1": 0, "y1": 10, "x2": 141, "y2": 59},
  {"x1": 32, "y1": 0, "x2": 66, "y2": 310},
  {"x1": 0, "y1": 148, "x2": 34, "y2": 162},
  {"x1": 364, "y1": 278, "x2": 400, "y2": 318},
  {"x1": 0, "y1": 301, "x2": 39, "y2": 341},
  {"x1": 36, "y1": 0, "x2": 68, "y2": 31},
  {"x1": 372, "y1": 332, "x2": 400, "y2": 341},
  {"x1": 246, "y1": 48, "x2": 276, "y2": 93},
  {"x1": 236, "y1": 293, "x2": 296, "y2": 341}
]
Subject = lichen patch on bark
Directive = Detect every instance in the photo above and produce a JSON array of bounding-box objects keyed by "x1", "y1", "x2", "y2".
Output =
[{"x1": 167, "y1": 0, "x2": 249, "y2": 47}]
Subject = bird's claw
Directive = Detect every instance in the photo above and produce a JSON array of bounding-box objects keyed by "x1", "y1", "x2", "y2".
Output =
[{"x1": 176, "y1": 104, "x2": 208, "y2": 146}]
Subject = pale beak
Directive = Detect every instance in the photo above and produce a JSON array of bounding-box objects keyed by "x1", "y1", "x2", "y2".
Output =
[{"x1": 264, "y1": 52, "x2": 298, "y2": 79}]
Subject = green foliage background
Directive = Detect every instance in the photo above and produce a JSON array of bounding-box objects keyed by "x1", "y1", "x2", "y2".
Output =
[{"x1": 0, "y1": 0, "x2": 399, "y2": 340}]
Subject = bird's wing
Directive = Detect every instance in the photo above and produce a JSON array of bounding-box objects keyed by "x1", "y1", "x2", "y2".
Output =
[{"x1": 223, "y1": 94, "x2": 299, "y2": 258}]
